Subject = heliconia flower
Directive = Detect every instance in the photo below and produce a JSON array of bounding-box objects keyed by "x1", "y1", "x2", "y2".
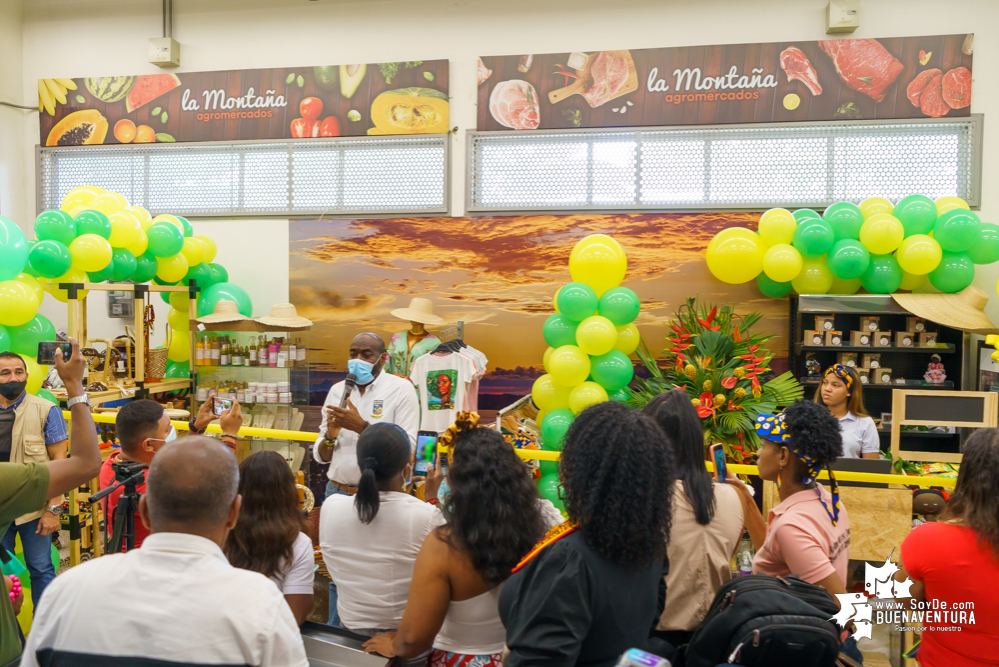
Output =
[
  {"x1": 727, "y1": 400, "x2": 742, "y2": 411},
  {"x1": 721, "y1": 376, "x2": 737, "y2": 389}
]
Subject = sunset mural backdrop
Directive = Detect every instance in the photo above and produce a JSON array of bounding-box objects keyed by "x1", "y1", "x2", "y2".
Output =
[{"x1": 290, "y1": 213, "x2": 790, "y2": 408}]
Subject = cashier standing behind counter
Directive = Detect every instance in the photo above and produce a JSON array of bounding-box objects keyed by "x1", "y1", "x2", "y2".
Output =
[
  {"x1": 314, "y1": 333, "x2": 420, "y2": 497},
  {"x1": 814, "y1": 364, "x2": 879, "y2": 459}
]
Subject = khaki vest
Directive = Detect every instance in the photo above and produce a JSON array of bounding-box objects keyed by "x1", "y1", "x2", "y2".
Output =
[{"x1": 9, "y1": 393, "x2": 60, "y2": 524}]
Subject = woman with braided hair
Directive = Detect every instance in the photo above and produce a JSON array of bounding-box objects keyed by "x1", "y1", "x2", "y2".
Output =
[{"x1": 815, "y1": 363, "x2": 880, "y2": 459}]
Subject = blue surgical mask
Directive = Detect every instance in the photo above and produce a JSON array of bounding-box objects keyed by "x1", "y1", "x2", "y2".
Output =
[
  {"x1": 166, "y1": 425, "x2": 177, "y2": 443},
  {"x1": 438, "y1": 477, "x2": 451, "y2": 520},
  {"x1": 348, "y1": 358, "x2": 376, "y2": 385}
]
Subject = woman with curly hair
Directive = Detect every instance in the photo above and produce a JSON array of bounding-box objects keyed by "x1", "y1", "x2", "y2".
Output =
[
  {"x1": 498, "y1": 401, "x2": 675, "y2": 666},
  {"x1": 224, "y1": 450, "x2": 314, "y2": 625},
  {"x1": 363, "y1": 426, "x2": 548, "y2": 665}
]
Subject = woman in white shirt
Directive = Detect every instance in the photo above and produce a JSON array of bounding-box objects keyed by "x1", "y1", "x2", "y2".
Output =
[
  {"x1": 814, "y1": 364, "x2": 880, "y2": 459},
  {"x1": 320, "y1": 422, "x2": 444, "y2": 667},
  {"x1": 362, "y1": 423, "x2": 548, "y2": 666},
  {"x1": 224, "y1": 450, "x2": 315, "y2": 625}
]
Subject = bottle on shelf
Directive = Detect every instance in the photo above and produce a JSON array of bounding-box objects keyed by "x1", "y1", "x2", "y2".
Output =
[
  {"x1": 289, "y1": 339, "x2": 297, "y2": 367},
  {"x1": 195, "y1": 337, "x2": 205, "y2": 366},
  {"x1": 278, "y1": 339, "x2": 289, "y2": 368},
  {"x1": 269, "y1": 337, "x2": 280, "y2": 368},
  {"x1": 220, "y1": 336, "x2": 230, "y2": 366},
  {"x1": 243, "y1": 346, "x2": 251, "y2": 367},
  {"x1": 259, "y1": 336, "x2": 269, "y2": 367},
  {"x1": 248, "y1": 336, "x2": 258, "y2": 366},
  {"x1": 210, "y1": 335, "x2": 221, "y2": 366},
  {"x1": 296, "y1": 337, "x2": 306, "y2": 364},
  {"x1": 232, "y1": 342, "x2": 242, "y2": 367}
]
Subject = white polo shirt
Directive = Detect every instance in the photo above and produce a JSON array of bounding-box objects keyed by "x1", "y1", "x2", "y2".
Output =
[
  {"x1": 313, "y1": 371, "x2": 420, "y2": 485},
  {"x1": 838, "y1": 411, "x2": 880, "y2": 458},
  {"x1": 22, "y1": 532, "x2": 308, "y2": 667}
]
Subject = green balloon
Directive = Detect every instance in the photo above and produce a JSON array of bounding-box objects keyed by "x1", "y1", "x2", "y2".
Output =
[
  {"x1": 589, "y1": 350, "x2": 634, "y2": 391},
  {"x1": 793, "y1": 209, "x2": 821, "y2": 222},
  {"x1": 537, "y1": 473, "x2": 565, "y2": 513},
  {"x1": 28, "y1": 239, "x2": 73, "y2": 279},
  {"x1": 792, "y1": 219, "x2": 835, "y2": 257},
  {"x1": 539, "y1": 460, "x2": 559, "y2": 478},
  {"x1": 131, "y1": 252, "x2": 159, "y2": 283},
  {"x1": 597, "y1": 287, "x2": 640, "y2": 326},
  {"x1": 607, "y1": 388, "x2": 630, "y2": 402},
  {"x1": 208, "y1": 263, "x2": 229, "y2": 286},
  {"x1": 73, "y1": 210, "x2": 112, "y2": 239},
  {"x1": 556, "y1": 282, "x2": 598, "y2": 322},
  {"x1": 828, "y1": 276, "x2": 862, "y2": 294},
  {"x1": 928, "y1": 251, "x2": 975, "y2": 293},
  {"x1": 541, "y1": 409, "x2": 574, "y2": 451},
  {"x1": 153, "y1": 276, "x2": 177, "y2": 305},
  {"x1": 184, "y1": 262, "x2": 213, "y2": 291},
  {"x1": 22, "y1": 241, "x2": 40, "y2": 278},
  {"x1": 33, "y1": 210, "x2": 76, "y2": 245},
  {"x1": 87, "y1": 258, "x2": 115, "y2": 282},
  {"x1": 0, "y1": 216, "x2": 29, "y2": 282},
  {"x1": 198, "y1": 282, "x2": 253, "y2": 318},
  {"x1": 860, "y1": 254, "x2": 903, "y2": 294},
  {"x1": 164, "y1": 359, "x2": 190, "y2": 378},
  {"x1": 967, "y1": 223, "x2": 999, "y2": 265},
  {"x1": 827, "y1": 239, "x2": 871, "y2": 279},
  {"x1": 175, "y1": 216, "x2": 195, "y2": 238},
  {"x1": 146, "y1": 221, "x2": 185, "y2": 257},
  {"x1": 0, "y1": 324, "x2": 8, "y2": 353},
  {"x1": 893, "y1": 195, "x2": 937, "y2": 237},
  {"x1": 109, "y1": 248, "x2": 137, "y2": 282},
  {"x1": 822, "y1": 202, "x2": 864, "y2": 241},
  {"x1": 934, "y1": 209, "x2": 981, "y2": 253},
  {"x1": 756, "y1": 273, "x2": 792, "y2": 297},
  {"x1": 542, "y1": 313, "x2": 578, "y2": 348},
  {"x1": 35, "y1": 388, "x2": 58, "y2": 404},
  {"x1": 7, "y1": 314, "x2": 56, "y2": 356}
]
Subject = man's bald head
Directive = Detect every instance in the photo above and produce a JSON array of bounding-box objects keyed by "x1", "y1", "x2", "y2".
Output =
[
  {"x1": 144, "y1": 436, "x2": 239, "y2": 532},
  {"x1": 352, "y1": 333, "x2": 386, "y2": 354}
]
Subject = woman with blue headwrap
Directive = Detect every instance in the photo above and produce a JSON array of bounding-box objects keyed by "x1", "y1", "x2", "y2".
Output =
[{"x1": 815, "y1": 364, "x2": 880, "y2": 459}]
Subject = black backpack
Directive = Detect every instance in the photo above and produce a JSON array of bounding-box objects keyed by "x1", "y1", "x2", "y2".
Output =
[{"x1": 684, "y1": 574, "x2": 842, "y2": 667}]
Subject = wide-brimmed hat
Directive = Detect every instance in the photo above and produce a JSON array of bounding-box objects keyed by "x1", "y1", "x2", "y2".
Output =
[
  {"x1": 196, "y1": 300, "x2": 249, "y2": 324},
  {"x1": 254, "y1": 303, "x2": 313, "y2": 328},
  {"x1": 892, "y1": 286, "x2": 999, "y2": 335},
  {"x1": 391, "y1": 297, "x2": 445, "y2": 325}
]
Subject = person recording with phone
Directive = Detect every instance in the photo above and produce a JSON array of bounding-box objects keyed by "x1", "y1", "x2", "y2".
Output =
[
  {"x1": 99, "y1": 394, "x2": 242, "y2": 551},
  {"x1": 0, "y1": 338, "x2": 102, "y2": 665}
]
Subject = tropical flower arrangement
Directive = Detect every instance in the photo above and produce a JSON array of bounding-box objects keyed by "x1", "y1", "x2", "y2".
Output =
[{"x1": 629, "y1": 297, "x2": 804, "y2": 461}]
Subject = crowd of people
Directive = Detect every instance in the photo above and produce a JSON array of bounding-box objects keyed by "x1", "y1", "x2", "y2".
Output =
[{"x1": 0, "y1": 337, "x2": 997, "y2": 666}]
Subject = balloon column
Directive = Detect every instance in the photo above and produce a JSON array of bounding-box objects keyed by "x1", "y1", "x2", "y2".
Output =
[
  {"x1": 705, "y1": 196, "x2": 998, "y2": 297},
  {"x1": 0, "y1": 185, "x2": 252, "y2": 387},
  {"x1": 530, "y1": 234, "x2": 640, "y2": 511}
]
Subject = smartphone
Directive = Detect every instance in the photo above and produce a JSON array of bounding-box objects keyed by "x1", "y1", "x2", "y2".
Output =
[
  {"x1": 415, "y1": 430, "x2": 438, "y2": 476},
  {"x1": 213, "y1": 397, "x2": 233, "y2": 417},
  {"x1": 710, "y1": 443, "x2": 727, "y2": 482},
  {"x1": 37, "y1": 341, "x2": 72, "y2": 365},
  {"x1": 615, "y1": 648, "x2": 671, "y2": 667}
]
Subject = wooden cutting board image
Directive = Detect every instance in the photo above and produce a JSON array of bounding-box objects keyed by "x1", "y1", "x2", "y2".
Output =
[{"x1": 548, "y1": 50, "x2": 638, "y2": 107}]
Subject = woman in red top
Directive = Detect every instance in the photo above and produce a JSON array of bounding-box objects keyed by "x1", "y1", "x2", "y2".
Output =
[{"x1": 899, "y1": 428, "x2": 999, "y2": 667}]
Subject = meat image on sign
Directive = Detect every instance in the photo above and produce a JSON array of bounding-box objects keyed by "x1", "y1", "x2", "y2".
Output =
[{"x1": 477, "y1": 34, "x2": 972, "y2": 131}]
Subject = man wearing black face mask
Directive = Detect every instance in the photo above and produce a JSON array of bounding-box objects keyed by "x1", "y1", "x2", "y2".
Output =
[{"x1": 0, "y1": 351, "x2": 69, "y2": 611}]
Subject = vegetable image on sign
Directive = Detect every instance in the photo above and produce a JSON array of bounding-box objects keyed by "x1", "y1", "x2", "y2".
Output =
[{"x1": 369, "y1": 88, "x2": 449, "y2": 135}]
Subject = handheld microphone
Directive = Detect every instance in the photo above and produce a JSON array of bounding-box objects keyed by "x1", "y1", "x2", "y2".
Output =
[{"x1": 339, "y1": 374, "x2": 357, "y2": 409}]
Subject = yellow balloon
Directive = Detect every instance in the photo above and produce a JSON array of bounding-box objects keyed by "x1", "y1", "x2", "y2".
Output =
[
  {"x1": 169, "y1": 292, "x2": 191, "y2": 313},
  {"x1": 707, "y1": 227, "x2": 757, "y2": 254},
  {"x1": 791, "y1": 256, "x2": 834, "y2": 294},
  {"x1": 570, "y1": 234, "x2": 624, "y2": 264},
  {"x1": 895, "y1": 234, "x2": 942, "y2": 275},
  {"x1": 69, "y1": 233, "x2": 113, "y2": 272},
  {"x1": 569, "y1": 381, "x2": 609, "y2": 415},
  {"x1": 859, "y1": 214, "x2": 904, "y2": 255},
  {"x1": 39, "y1": 268, "x2": 89, "y2": 303},
  {"x1": 127, "y1": 206, "x2": 152, "y2": 228},
  {"x1": 552, "y1": 287, "x2": 561, "y2": 313},
  {"x1": 0, "y1": 280, "x2": 41, "y2": 326},
  {"x1": 17, "y1": 355, "x2": 46, "y2": 395},
  {"x1": 706, "y1": 233, "x2": 764, "y2": 284},
  {"x1": 542, "y1": 346, "x2": 555, "y2": 374},
  {"x1": 575, "y1": 315, "x2": 618, "y2": 356},
  {"x1": 614, "y1": 323, "x2": 641, "y2": 356},
  {"x1": 828, "y1": 276, "x2": 862, "y2": 294},
  {"x1": 60, "y1": 185, "x2": 104, "y2": 212},
  {"x1": 67, "y1": 205, "x2": 89, "y2": 218},
  {"x1": 108, "y1": 211, "x2": 144, "y2": 249},
  {"x1": 762, "y1": 243, "x2": 803, "y2": 283},
  {"x1": 859, "y1": 197, "x2": 894, "y2": 219},
  {"x1": 125, "y1": 229, "x2": 148, "y2": 257},
  {"x1": 156, "y1": 254, "x2": 189, "y2": 283},
  {"x1": 180, "y1": 237, "x2": 206, "y2": 267},
  {"x1": 548, "y1": 345, "x2": 591, "y2": 387},
  {"x1": 167, "y1": 333, "x2": 190, "y2": 363},
  {"x1": 152, "y1": 214, "x2": 183, "y2": 234},
  {"x1": 532, "y1": 374, "x2": 572, "y2": 412},
  {"x1": 16, "y1": 273, "x2": 44, "y2": 303},
  {"x1": 168, "y1": 307, "x2": 190, "y2": 331},
  {"x1": 91, "y1": 192, "x2": 127, "y2": 215},
  {"x1": 758, "y1": 209, "x2": 797, "y2": 246},
  {"x1": 569, "y1": 240, "x2": 627, "y2": 297},
  {"x1": 195, "y1": 235, "x2": 218, "y2": 263},
  {"x1": 900, "y1": 271, "x2": 928, "y2": 291},
  {"x1": 935, "y1": 196, "x2": 970, "y2": 216}
]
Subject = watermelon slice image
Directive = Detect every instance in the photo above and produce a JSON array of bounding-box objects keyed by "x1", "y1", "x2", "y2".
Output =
[{"x1": 126, "y1": 74, "x2": 181, "y2": 113}]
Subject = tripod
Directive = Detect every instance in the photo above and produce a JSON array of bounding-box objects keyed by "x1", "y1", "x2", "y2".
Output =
[{"x1": 89, "y1": 464, "x2": 147, "y2": 553}]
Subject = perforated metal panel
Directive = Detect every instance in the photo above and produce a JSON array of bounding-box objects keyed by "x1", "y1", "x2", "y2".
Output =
[
  {"x1": 467, "y1": 117, "x2": 982, "y2": 213},
  {"x1": 37, "y1": 135, "x2": 449, "y2": 217}
]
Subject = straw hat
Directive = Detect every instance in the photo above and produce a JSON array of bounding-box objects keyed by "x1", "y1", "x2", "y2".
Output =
[
  {"x1": 254, "y1": 303, "x2": 313, "y2": 328},
  {"x1": 391, "y1": 297, "x2": 445, "y2": 325},
  {"x1": 196, "y1": 300, "x2": 249, "y2": 324},
  {"x1": 892, "y1": 286, "x2": 999, "y2": 335}
]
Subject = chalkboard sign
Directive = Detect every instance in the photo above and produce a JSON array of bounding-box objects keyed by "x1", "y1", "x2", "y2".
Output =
[{"x1": 891, "y1": 390, "x2": 998, "y2": 463}]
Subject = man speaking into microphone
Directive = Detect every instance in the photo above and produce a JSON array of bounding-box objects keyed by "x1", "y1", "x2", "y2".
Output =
[{"x1": 314, "y1": 333, "x2": 419, "y2": 500}]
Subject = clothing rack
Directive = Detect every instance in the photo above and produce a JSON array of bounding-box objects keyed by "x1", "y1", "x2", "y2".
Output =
[{"x1": 437, "y1": 321, "x2": 464, "y2": 343}]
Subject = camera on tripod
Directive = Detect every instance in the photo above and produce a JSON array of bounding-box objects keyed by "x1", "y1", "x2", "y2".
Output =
[
  {"x1": 90, "y1": 460, "x2": 148, "y2": 553},
  {"x1": 111, "y1": 460, "x2": 147, "y2": 484}
]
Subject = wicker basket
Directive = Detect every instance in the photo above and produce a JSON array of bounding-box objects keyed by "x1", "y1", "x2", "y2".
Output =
[{"x1": 146, "y1": 325, "x2": 171, "y2": 380}]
